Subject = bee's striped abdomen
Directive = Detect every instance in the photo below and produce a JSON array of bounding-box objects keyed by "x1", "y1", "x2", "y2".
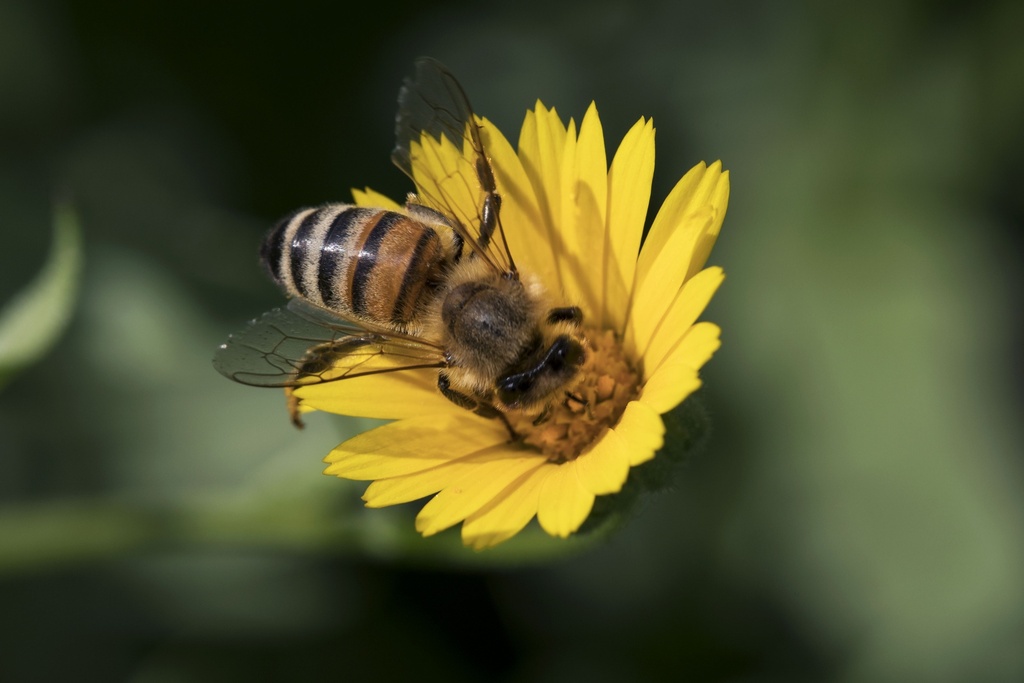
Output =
[
  {"x1": 261, "y1": 204, "x2": 451, "y2": 326},
  {"x1": 317, "y1": 207, "x2": 370, "y2": 310}
]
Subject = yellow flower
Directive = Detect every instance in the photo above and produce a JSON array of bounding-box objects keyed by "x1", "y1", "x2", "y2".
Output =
[{"x1": 294, "y1": 102, "x2": 729, "y2": 550}]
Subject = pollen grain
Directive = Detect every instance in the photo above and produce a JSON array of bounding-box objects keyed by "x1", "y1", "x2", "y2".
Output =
[{"x1": 510, "y1": 329, "x2": 641, "y2": 462}]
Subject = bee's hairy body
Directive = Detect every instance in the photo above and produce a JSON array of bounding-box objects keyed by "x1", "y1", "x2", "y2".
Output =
[
  {"x1": 435, "y1": 258, "x2": 583, "y2": 410},
  {"x1": 262, "y1": 202, "x2": 586, "y2": 417},
  {"x1": 216, "y1": 58, "x2": 591, "y2": 434},
  {"x1": 262, "y1": 203, "x2": 460, "y2": 331}
]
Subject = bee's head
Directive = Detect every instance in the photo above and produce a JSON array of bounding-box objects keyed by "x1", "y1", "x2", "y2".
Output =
[{"x1": 495, "y1": 335, "x2": 586, "y2": 411}]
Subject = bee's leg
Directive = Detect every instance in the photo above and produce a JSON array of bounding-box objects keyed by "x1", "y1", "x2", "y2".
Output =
[
  {"x1": 564, "y1": 391, "x2": 591, "y2": 418},
  {"x1": 285, "y1": 387, "x2": 305, "y2": 429},
  {"x1": 477, "y1": 191, "x2": 501, "y2": 252},
  {"x1": 531, "y1": 404, "x2": 551, "y2": 426},
  {"x1": 436, "y1": 371, "x2": 477, "y2": 411},
  {"x1": 565, "y1": 391, "x2": 587, "y2": 407},
  {"x1": 437, "y1": 372, "x2": 519, "y2": 440},
  {"x1": 282, "y1": 340, "x2": 353, "y2": 429},
  {"x1": 478, "y1": 404, "x2": 520, "y2": 442},
  {"x1": 546, "y1": 306, "x2": 583, "y2": 326}
]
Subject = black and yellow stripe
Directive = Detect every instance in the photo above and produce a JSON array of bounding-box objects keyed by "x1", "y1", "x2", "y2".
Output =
[{"x1": 260, "y1": 203, "x2": 450, "y2": 325}]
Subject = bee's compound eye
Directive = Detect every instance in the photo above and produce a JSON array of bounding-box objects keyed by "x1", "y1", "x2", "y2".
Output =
[
  {"x1": 497, "y1": 375, "x2": 533, "y2": 406},
  {"x1": 495, "y1": 336, "x2": 585, "y2": 409},
  {"x1": 547, "y1": 336, "x2": 585, "y2": 371}
]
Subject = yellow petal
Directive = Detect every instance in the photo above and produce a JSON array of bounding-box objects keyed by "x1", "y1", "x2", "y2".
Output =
[
  {"x1": 519, "y1": 104, "x2": 568, "y2": 236},
  {"x1": 410, "y1": 132, "x2": 479, "y2": 232},
  {"x1": 415, "y1": 448, "x2": 548, "y2": 536},
  {"x1": 294, "y1": 368, "x2": 452, "y2": 420},
  {"x1": 637, "y1": 161, "x2": 727, "y2": 280},
  {"x1": 362, "y1": 470, "x2": 451, "y2": 508},
  {"x1": 477, "y1": 118, "x2": 557, "y2": 287},
  {"x1": 554, "y1": 116, "x2": 595, "y2": 315},
  {"x1": 518, "y1": 104, "x2": 568, "y2": 294},
  {"x1": 614, "y1": 400, "x2": 665, "y2": 466},
  {"x1": 557, "y1": 102, "x2": 607, "y2": 320},
  {"x1": 657, "y1": 320, "x2": 722, "y2": 374},
  {"x1": 573, "y1": 427, "x2": 631, "y2": 495},
  {"x1": 351, "y1": 187, "x2": 402, "y2": 211},
  {"x1": 686, "y1": 168, "x2": 730, "y2": 281},
  {"x1": 536, "y1": 462, "x2": 595, "y2": 537},
  {"x1": 605, "y1": 117, "x2": 655, "y2": 332},
  {"x1": 642, "y1": 266, "x2": 725, "y2": 375},
  {"x1": 362, "y1": 443, "x2": 536, "y2": 508},
  {"x1": 323, "y1": 413, "x2": 506, "y2": 479},
  {"x1": 627, "y1": 161, "x2": 728, "y2": 354},
  {"x1": 640, "y1": 322, "x2": 721, "y2": 413},
  {"x1": 640, "y1": 368, "x2": 702, "y2": 416},
  {"x1": 461, "y1": 464, "x2": 555, "y2": 550},
  {"x1": 626, "y1": 206, "x2": 714, "y2": 357}
]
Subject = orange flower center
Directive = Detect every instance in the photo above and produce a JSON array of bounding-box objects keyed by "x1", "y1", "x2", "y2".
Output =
[{"x1": 508, "y1": 329, "x2": 641, "y2": 462}]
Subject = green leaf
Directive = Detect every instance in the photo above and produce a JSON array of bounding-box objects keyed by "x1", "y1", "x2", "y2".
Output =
[{"x1": 0, "y1": 203, "x2": 83, "y2": 389}]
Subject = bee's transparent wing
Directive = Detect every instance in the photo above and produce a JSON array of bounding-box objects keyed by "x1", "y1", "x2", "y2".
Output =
[
  {"x1": 213, "y1": 299, "x2": 445, "y2": 388},
  {"x1": 392, "y1": 57, "x2": 516, "y2": 275}
]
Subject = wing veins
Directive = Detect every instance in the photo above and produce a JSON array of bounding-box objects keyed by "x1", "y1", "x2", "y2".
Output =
[{"x1": 392, "y1": 58, "x2": 515, "y2": 276}]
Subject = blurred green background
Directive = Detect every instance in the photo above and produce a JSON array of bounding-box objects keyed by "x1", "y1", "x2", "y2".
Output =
[{"x1": 2, "y1": 0, "x2": 1023, "y2": 680}]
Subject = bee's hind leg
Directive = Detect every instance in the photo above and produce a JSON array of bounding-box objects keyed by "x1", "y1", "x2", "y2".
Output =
[
  {"x1": 437, "y1": 372, "x2": 520, "y2": 441},
  {"x1": 285, "y1": 388, "x2": 305, "y2": 429}
]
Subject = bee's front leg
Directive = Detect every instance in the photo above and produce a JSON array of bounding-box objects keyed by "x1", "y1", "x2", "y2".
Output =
[
  {"x1": 437, "y1": 371, "x2": 520, "y2": 441},
  {"x1": 546, "y1": 306, "x2": 583, "y2": 325}
]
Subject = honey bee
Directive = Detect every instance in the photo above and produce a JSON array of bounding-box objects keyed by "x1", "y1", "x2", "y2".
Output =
[{"x1": 214, "y1": 58, "x2": 587, "y2": 434}]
